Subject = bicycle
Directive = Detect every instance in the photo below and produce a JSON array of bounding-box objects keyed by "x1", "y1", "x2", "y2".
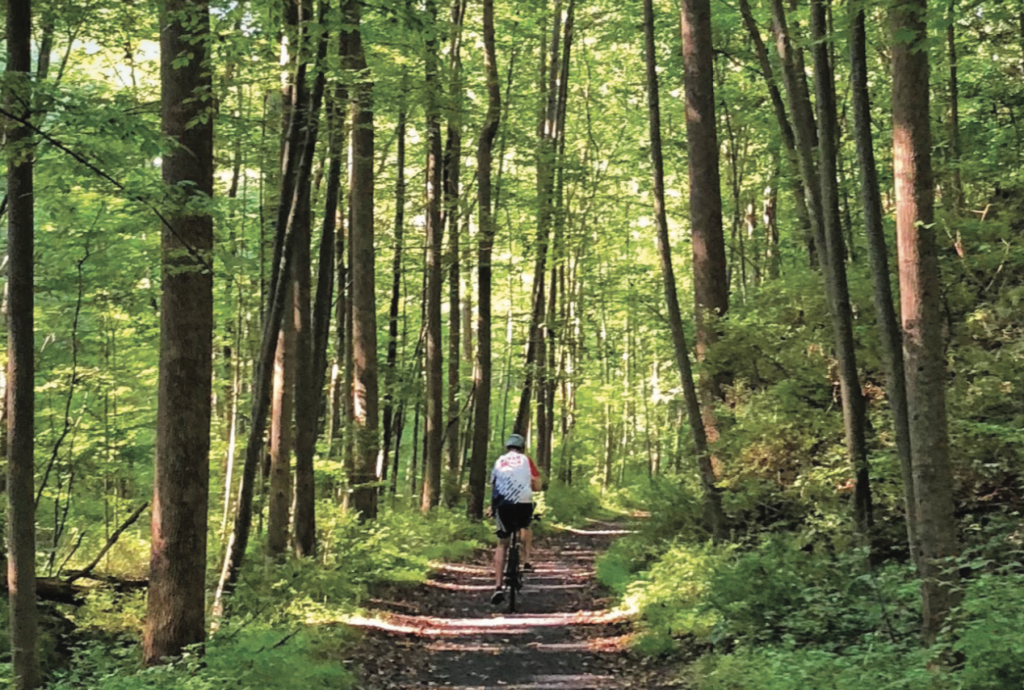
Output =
[{"x1": 502, "y1": 513, "x2": 539, "y2": 614}]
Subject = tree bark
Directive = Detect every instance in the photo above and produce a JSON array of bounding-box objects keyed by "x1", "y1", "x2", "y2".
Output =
[
  {"x1": 810, "y1": 0, "x2": 872, "y2": 533},
  {"x1": 381, "y1": 94, "x2": 407, "y2": 501},
  {"x1": 514, "y1": 0, "x2": 573, "y2": 449},
  {"x1": 444, "y1": 0, "x2": 467, "y2": 505},
  {"x1": 850, "y1": 5, "x2": 917, "y2": 561},
  {"x1": 267, "y1": 299, "x2": 295, "y2": 556},
  {"x1": 681, "y1": 0, "x2": 729, "y2": 380},
  {"x1": 946, "y1": 0, "x2": 962, "y2": 213},
  {"x1": 293, "y1": 0, "x2": 334, "y2": 557},
  {"x1": 771, "y1": 0, "x2": 823, "y2": 265},
  {"x1": 5, "y1": 0, "x2": 40, "y2": 683},
  {"x1": 644, "y1": 0, "x2": 726, "y2": 539},
  {"x1": 467, "y1": 0, "x2": 501, "y2": 521},
  {"x1": 421, "y1": 0, "x2": 445, "y2": 512},
  {"x1": 145, "y1": 0, "x2": 214, "y2": 664},
  {"x1": 737, "y1": 0, "x2": 813, "y2": 255},
  {"x1": 891, "y1": 0, "x2": 960, "y2": 645},
  {"x1": 345, "y1": 0, "x2": 380, "y2": 520}
]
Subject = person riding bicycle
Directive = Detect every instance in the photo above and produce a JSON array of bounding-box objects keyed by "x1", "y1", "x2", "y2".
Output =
[{"x1": 488, "y1": 433, "x2": 542, "y2": 606}]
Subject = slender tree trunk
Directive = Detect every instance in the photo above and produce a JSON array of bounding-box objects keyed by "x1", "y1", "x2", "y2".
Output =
[
  {"x1": 145, "y1": 0, "x2": 214, "y2": 664},
  {"x1": 381, "y1": 94, "x2": 407, "y2": 501},
  {"x1": 850, "y1": 5, "x2": 917, "y2": 562},
  {"x1": 644, "y1": 0, "x2": 726, "y2": 539},
  {"x1": 810, "y1": 0, "x2": 872, "y2": 532},
  {"x1": 345, "y1": 0, "x2": 379, "y2": 520},
  {"x1": 891, "y1": 0, "x2": 960, "y2": 645},
  {"x1": 772, "y1": 0, "x2": 823, "y2": 265},
  {"x1": 444, "y1": 0, "x2": 466, "y2": 505},
  {"x1": 268, "y1": 288, "x2": 296, "y2": 556},
  {"x1": 268, "y1": 0, "x2": 306, "y2": 559},
  {"x1": 213, "y1": 36, "x2": 313, "y2": 620},
  {"x1": 421, "y1": 0, "x2": 444, "y2": 512},
  {"x1": 5, "y1": 0, "x2": 40, "y2": 682},
  {"x1": 514, "y1": 0, "x2": 573, "y2": 444},
  {"x1": 467, "y1": 0, "x2": 501, "y2": 521},
  {"x1": 946, "y1": 0, "x2": 962, "y2": 213},
  {"x1": 294, "y1": 0, "x2": 335, "y2": 556},
  {"x1": 738, "y1": 0, "x2": 813, "y2": 258}
]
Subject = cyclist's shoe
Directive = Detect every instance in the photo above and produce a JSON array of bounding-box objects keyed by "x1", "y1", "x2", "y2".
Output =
[
  {"x1": 522, "y1": 562, "x2": 534, "y2": 573},
  {"x1": 490, "y1": 587, "x2": 506, "y2": 605}
]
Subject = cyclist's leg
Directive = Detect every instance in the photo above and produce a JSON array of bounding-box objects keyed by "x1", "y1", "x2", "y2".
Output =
[
  {"x1": 494, "y1": 538, "x2": 509, "y2": 586},
  {"x1": 520, "y1": 502, "x2": 535, "y2": 568}
]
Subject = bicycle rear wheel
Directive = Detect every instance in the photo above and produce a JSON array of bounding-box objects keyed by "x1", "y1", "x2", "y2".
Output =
[{"x1": 506, "y1": 540, "x2": 520, "y2": 614}]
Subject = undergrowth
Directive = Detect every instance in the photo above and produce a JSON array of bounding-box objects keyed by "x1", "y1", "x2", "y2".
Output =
[
  {"x1": 597, "y1": 477, "x2": 1024, "y2": 688},
  {"x1": 1, "y1": 503, "x2": 488, "y2": 689}
]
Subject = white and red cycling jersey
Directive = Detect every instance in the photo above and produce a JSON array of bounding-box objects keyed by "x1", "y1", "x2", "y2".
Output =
[{"x1": 490, "y1": 450, "x2": 539, "y2": 506}]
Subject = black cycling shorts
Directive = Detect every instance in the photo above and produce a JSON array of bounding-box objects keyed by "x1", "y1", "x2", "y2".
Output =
[{"x1": 495, "y1": 502, "x2": 534, "y2": 539}]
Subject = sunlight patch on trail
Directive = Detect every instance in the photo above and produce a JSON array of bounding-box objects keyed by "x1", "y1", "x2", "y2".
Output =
[
  {"x1": 429, "y1": 673, "x2": 620, "y2": 689},
  {"x1": 346, "y1": 609, "x2": 634, "y2": 637}
]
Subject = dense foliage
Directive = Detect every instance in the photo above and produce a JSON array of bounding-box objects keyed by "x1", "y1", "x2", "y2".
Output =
[{"x1": 2, "y1": 0, "x2": 1024, "y2": 686}]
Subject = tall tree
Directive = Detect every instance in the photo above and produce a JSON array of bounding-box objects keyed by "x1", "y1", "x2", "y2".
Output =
[
  {"x1": 681, "y1": 0, "x2": 729, "y2": 401},
  {"x1": 810, "y1": 0, "x2": 872, "y2": 532},
  {"x1": 422, "y1": 0, "x2": 445, "y2": 512},
  {"x1": 737, "y1": 0, "x2": 814, "y2": 262},
  {"x1": 345, "y1": 0, "x2": 380, "y2": 519},
  {"x1": 467, "y1": 0, "x2": 501, "y2": 521},
  {"x1": 381, "y1": 91, "x2": 407, "y2": 498},
  {"x1": 293, "y1": 0, "x2": 334, "y2": 556},
  {"x1": 850, "y1": 3, "x2": 917, "y2": 560},
  {"x1": 643, "y1": 0, "x2": 726, "y2": 540},
  {"x1": 444, "y1": 0, "x2": 467, "y2": 504},
  {"x1": 144, "y1": 0, "x2": 214, "y2": 665},
  {"x1": 891, "y1": 0, "x2": 960, "y2": 645},
  {"x1": 5, "y1": 0, "x2": 40, "y2": 684}
]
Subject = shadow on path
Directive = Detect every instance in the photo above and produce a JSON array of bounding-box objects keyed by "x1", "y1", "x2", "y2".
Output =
[{"x1": 349, "y1": 519, "x2": 686, "y2": 690}]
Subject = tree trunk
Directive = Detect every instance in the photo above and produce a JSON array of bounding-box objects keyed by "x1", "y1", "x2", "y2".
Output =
[
  {"x1": 268, "y1": 290, "x2": 296, "y2": 556},
  {"x1": 810, "y1": 0, "x2": 872, "y2": 533},
  {"x1": 294, "y1": 0, "x2": 335, "y2": 556},
  {"x1": 681, "y1": 0, "x2": 729, "y2": 383},
  {"x1": 213, "y1": 32, "x2": 313, "y2": 620},
  {"x1": 381, "y1": 93, "x2": 407, "y2": 502},
  {"x1": 850, "y1": 4, "x2": 917, "y2": 562},
  {"x1": 644, "y1": 0, "x2": 726, "y2": 539},
  {"x1": 444, "y1": 0, "x2": 466, "y2": 506},
  {"x1": 737, "y1": 0, "x2": 813, "y2": 257},
  {"x1": 345, "y1": 0, "x2": 379, "y2": 520},
  {"x1": 467, "y1": 0, "x2": 501, "y2": 521},
  {"x1": 771, "y1": 0, "x2": 823, "y2": 264},
  {"x1": 514, "y1": 0, "x2": 573, "y2": 443},
  {"x1": 946, "y1": 0, "x2": 962, "y2": 213},
  {"x1": 891, "y1": 0, "x2": 960, "y2": 645},
  {"x1": 145, "y1": 0, "x2": 214, "y2": 664},
  {"x1": 421, "y1": 0, "x2": 445, "y2": 512},
  {"x1": 5, "y1": 0, "x2": 40, "y2": 682}
]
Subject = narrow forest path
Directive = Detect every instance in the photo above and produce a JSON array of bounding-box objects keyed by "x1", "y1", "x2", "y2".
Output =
[{"x1": 347, "y1": 520, "x2": 687, "y2": 690}]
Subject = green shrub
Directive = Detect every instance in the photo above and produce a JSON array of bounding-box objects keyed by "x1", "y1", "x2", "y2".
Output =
[
  {"x1": 704, "y1": 536, "x2": 918, "y2": 650},
  {"x1": 46, "y1": 627, "x2": 355, "y2": 690},
  {"x1": 947, "y1": 571, "x2": 1024, "y2": 689},
  {"x1": 693, "y1": 643, "x2": 942, "y2": 690},
  {"x1": 541, "y1": 480, "x2": 608, "y2": 527}
]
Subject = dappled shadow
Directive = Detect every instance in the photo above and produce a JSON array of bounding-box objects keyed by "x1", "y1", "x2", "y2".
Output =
[{"x1": 351, "y1": 520, "x2": 685, "y2": 690}]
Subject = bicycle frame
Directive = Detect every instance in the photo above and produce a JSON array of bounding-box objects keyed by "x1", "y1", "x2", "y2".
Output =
[{"x1": 503, "y1": 529, "x2": 522, "y2": 613}]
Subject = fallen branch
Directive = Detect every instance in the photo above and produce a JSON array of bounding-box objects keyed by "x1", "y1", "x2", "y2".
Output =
[{"x1": 65, "y1": 501, "x2": 149, "y2": 584}]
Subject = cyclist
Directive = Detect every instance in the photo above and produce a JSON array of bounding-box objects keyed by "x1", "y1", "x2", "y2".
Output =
[{"x1": 488, "y1": 433, "x2": 542, "y2": 606}]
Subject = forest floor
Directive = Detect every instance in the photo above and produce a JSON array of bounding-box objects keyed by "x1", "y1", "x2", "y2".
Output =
[{"x1": 345, "y1": 519, "x2": 689, "y2": 690}]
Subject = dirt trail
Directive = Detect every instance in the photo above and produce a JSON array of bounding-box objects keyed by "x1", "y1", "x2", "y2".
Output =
[{"x1": 349, "y1": 520, "x2": 685, "y2": 690}]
